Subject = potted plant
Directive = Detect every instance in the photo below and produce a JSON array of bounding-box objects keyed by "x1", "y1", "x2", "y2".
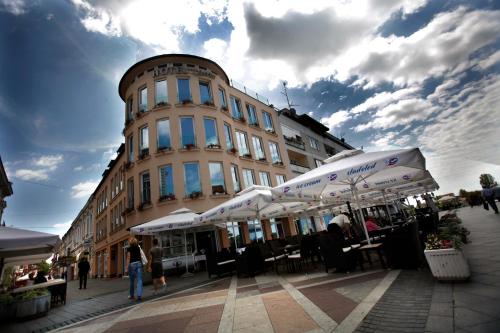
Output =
[
  {"x1": 243, "y1": 153, "x2": 252, "y2": 159},
  {"x1": 221, "y1": 105, "x2": 229, "y2": 112},
  {"x1": 159, "y1": 193, "x2": 176, "y2": 202},
  {"x1": 0, "y1": 293, "x2": 15, "y2": 321},
  {"x1": 189, "y1": 191, "x2": 202, "y2": 199},
  {"x1": 182, "y1": 98, "x2": 193, "y2": 105},
  {"x1": 273, "y1": 161, "x2": 283, "y2": 166},
  {"x1": 228, "y1": 147, "x2": 238, "y2": 154},
  {"x1": 184, "y1": 143, "x2": 196, "y2": 150},
  {"x1": 15, "y1": 288, "x2": 51, "y2": 319},
  {"x1": 265, "y1": 128, "x2": 276, "y2": 134},
  {"x1": 207, "y1": 143, "x2": 221, "y2": 149},
  {"x1": 125, "y1": 161, "x2": 133, "y2": 169},
  {"x1": 157, "y1": 146, "x2": 172, "y2": 153},
  {"x1": 258, "y1": 157, "x2": 267, "y2": 162},
  {"x1": 424, "y1": 213, "x2": 471, "y2": 280},
  {"x1": 203, "y1": 99, "x2": 215, "y2": 106},
  {"x1": 155, "y1": 101, "x2": 168, "y2": 108}
]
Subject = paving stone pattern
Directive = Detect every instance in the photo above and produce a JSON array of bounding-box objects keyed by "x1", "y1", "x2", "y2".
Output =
[{"x1": 355, "y1": 269, "x2": 434, "y2": 333}]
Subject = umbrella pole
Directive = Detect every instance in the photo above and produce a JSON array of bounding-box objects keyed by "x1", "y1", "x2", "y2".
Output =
[
  {"x1": 351, "y1": 185, "x2": 371, "y2": 245},
  {"x1": 381, "y1": 191, "x2": 393, "y2": 225},
  {"x1": 181, "y1": 229, "x2": 194, "y2": 278}
]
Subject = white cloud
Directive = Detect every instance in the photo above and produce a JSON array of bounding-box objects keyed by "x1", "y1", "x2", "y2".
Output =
[
  {"x1": 350, "y1": 86, "x2": 421, "y2": 114},
  {"x1": 73, "y1": 166, "x2": 84, "y2": 171},
  {"x1": 53, "y1": 220, "x2": 72, "y2": 229},
  {"x1": 33, "y1": 154, "x2": 64, "y2": 171},
  {"x1": 477, "y1": 50, "x2": 500, "y2": 70},
  {"x1": 14, "y1": 169, "x2": 49, "y2": 181},
  {"x1": 71, "y1": 181, "x2": 100, "y2": 199},
  {"x1": 320, "y1": 110, "x2": 350, "y2": 130},
  {"x1": 0, "y1": 0, "x2": 26, "y2": 15},
  {"x1": 354, "y1": 98, "x2": 437, "y2": 132},
  {"x1": 102, "y1": 148, "x2": 117, "y2": 161}
]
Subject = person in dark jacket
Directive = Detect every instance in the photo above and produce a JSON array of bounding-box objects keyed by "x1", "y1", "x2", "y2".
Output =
[{"x1": 78, "y1": 257, "x2": 90, "y2": 289}]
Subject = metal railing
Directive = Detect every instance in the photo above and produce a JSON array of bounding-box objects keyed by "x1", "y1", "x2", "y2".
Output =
[
  {"x1": 230, "y1": 79, "x2": 270, "y2": 105},
  {"x1": 290, "y1": 162, "x2": 311, "y2": 174}
]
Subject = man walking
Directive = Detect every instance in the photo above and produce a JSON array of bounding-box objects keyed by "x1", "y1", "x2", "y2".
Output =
[{"x1": 78, "y1": 257, "x2": 90, "y2": 289}]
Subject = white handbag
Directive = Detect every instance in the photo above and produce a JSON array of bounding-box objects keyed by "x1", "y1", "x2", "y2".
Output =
[{"x1": 139, "y1": 245, "x2": 148, "y2": 266}]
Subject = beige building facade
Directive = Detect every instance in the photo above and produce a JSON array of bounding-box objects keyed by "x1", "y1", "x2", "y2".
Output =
[{"x1": 62, "y1": 54, "x2": 294, "y2": 277}]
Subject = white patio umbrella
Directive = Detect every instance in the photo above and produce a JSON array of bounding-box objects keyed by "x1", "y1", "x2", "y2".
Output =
[
  {"x1": 195, "y1": 186, "x2": 313, "y2": 224},
  {"x1": 271, "y1": 148, "x2": 426, "y2": 244},
  {"x1": 0, "y1": 226, "x2": 60, "y2": 258},
  {"x1": 130, "y1": 208, "x2": 201, "y2": 277}
]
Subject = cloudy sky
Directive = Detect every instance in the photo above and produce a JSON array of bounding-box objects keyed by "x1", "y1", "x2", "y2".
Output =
[{"x1": 1, "y1": 0, "x2": 499, "y2": 236}]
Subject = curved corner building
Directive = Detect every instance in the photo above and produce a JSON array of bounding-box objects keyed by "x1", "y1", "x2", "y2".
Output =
[{"x1": 92, "y1": 54, "x2": 294, "y2": 277}]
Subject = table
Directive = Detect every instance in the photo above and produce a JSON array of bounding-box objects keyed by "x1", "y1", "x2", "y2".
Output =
[{"x1": 359, "y1": 243, "x2": 387, "y2": 269}]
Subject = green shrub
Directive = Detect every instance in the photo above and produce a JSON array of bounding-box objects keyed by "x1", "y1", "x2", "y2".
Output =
[
  {"x1": 425, "y1": 213, "x2": 470, "y2": 250},
  {"x1": 0, "y1": 293, "x2": 14, "y2": 304},
  {"x1": 15, "y1": 288, "x2": 49, "y2": 301},
  {"x1": 1, "y1": 267, "x2": 13, "y2": 290}
]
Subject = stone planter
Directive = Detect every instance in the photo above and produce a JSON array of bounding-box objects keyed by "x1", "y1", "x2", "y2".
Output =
[
  {"x1": 15, "y1": 293, "x2": 51, "y2": 319},
  {"x1": 424, "y1": 248, "x2": 470, "y2": 281},
  {"x1": 0, "y1": 301, "x2": 16, "y2": 322}
]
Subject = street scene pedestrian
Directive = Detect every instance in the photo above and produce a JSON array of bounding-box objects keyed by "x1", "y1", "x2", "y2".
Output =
[
  {"x1": 77, "y1": 257, "x2": 90, "y2": 289},
  {"x1": 480, "y1": 174, "x2": 499, "y2": 214},
  {"x1": 148, "y1": 238, "x2": 166, "y2": 294},
  {"x1": 126, "y1": 236, "x2": 143, "y2": 301}
]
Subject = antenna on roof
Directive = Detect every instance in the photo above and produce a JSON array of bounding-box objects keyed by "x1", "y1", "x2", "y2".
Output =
[{"x1": 281, "y1": 81, "x2": 299, "y2": 110}]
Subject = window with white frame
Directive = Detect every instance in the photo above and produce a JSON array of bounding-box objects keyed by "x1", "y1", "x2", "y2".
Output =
[
  {"x1": 276, "y1": 174, "x2": 286, "y2": 185},
  {"x1": 246, "y1": 104, "x2": 258, "y2": 126},
  {"x1": 314, "y1": 159, "x2": 324, "y2": 168},
  {"x1": 159, "y1": 165, "x2": 174, "y2": 199},
  {"x1": 199, "y1": 81, "x2": 213, "y2": 104},
  {"x1": 127, "y1": 135, "x2": 134, "y2": 162},
  {"x1": 139, "y1": 126, "x2": 149, "y2": 156},
  {"x1": 177, "y1": 78, "x2": 192, "y2": 102},
  {"x1": 230, "y1": 164, "x2": 241, "y2": 193},
  {"x1": 309, "y1": 137, "x2": 319, "y2": 150},
  {"x1": 155, "y1": 79, "x2": 168, "y2": 106},
  {"x1": 230, "y1": 96, "x2": 243, "y2": 119},
  {"x1": 242, "y1": 169, "x2": 255, "y2": 189},
  {"x1": 140, "y1": 172, "x2": 151, "y2": 204},
  {"x1": 184, "y1": 162, "x2": 202, "y2": 196},
  {"x1": 236, "y1": 131, "x2": 250, "y2": 157},
  {"x1": 269, "y1": 141, "x2": 282, "y2": 164},
  {"x1": 218, "y1": 87, "x2": 227, "y2": 109},
  {"x1": 259, "y1": 171, "x2": 271, "y2": 187},
  {"x1": 263, "y1": 111, "x2": 274, "y2": 132},
  {"x1": 248, "y1": 219, "x2": 263, "y2": 242},
  {"x1": 224, "y1": 123, "x2": 233, "y2": 150},
  {"x1": 157, "y1": 119, "x2": 171, "y2": 151},
  {"x1": 209, "y1": 162, "x2": 226, "y2": 195},
  {"x1": 252, "y1": 136, "x2": 265, "y2": 160},
  {"x1": 139, "y1": 86, "x2": 148, "y2": 112}
]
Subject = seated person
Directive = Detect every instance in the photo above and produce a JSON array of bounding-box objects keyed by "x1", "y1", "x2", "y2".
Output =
[
  {"x1": 365, "y1": 216, "x2": 380, "y2": 232},
  {"x1": 34, "y1": 271, "x2": 48, "y2": 284}
]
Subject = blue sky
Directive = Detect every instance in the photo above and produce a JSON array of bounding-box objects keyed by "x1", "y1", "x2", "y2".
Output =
[{"x1": 0, "y1": 0, "x2": 499, "y2": 236}]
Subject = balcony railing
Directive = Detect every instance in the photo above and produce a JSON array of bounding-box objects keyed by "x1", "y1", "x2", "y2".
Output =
[
  {"x1": 230, "y1": 79, "x2": 270, "y2": 105},
  {"x1": 290, "y1": 162, "x2": 311, "y2": 174},
  {"x1": 284, "y1": 136, "x2": 305, "y2": 150}
]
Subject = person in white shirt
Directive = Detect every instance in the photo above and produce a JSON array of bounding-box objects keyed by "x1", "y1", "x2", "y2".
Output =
[{"x1": 330, "y1": 212, "x2": 353, "y2": 238}]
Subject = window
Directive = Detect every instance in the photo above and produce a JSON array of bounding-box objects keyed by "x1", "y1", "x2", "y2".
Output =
[
  {"x1": 126, "y1": 97, "x2": 133, "y2": 121},
  {"x1": 230, "y1": 96, "x2": 243, "y2": 119},
  {"x1": 139, "y1": 126, "x2": 149, "y2": 156},
  {"x1": 314, "y1": 159, "x2": 324, "y2": 168},
  {"x1": 276, "y1": 174, "x2": 286, "y2": 185},
  {"x1": 246, "y1": 104, "x2": 258, "y2": 126},
  {"x1": 139, "y1": 86, "x2": 147, "y2": 112},
  {"x1": 236, "y1": 131, "x2": 250, "y2": 157},
  {"x1": 156, "y1": 119, "x2": 171, "y2": 151},
  {"x1": 159, "y1": 165, "x2": 174, "y2": 199},
  {"x1": 127, "y1": 178, "x2": 134, "y2": 209},
  {"x1": 140, "y1": 172, "x2": 151, "y2": 204},
  {"x1": 309, "y1": 137, "x2": 319, "y2": 150},
  {"x1": 218, "y1": 88, "x2": 227, "y2": 109},
  {"x1": 248, "y1": 219, "x2": 263, "y2": 242},
  {"x1": 281, "y1": 124, "x2": 304, "y2": 149},
  {"x1": 242, "y1": 169, "x2": 255, "y2": 189},
  {"x1": 324, "y1": 144, "x2": 337, "y2": 156},
  {"x1": 180, "y1": 117, "x2": 196, "y2": 148},
  {"x1": 155, "y1": 80, "x2": 168, "y2": 106},
  {"x1": 226, "y1": 221, "x2": 243, "y2": 248},
  {"x1": 127, "y1": 135, "x2": 134, "y2": 162},
  {"x1": 224, "y1": 123, "x2": 233, "y2": 150},
  {"x1": 270, "y1": 218, "x2": 284, "y2": 239},
  {"x1": 204, "y1": 117, "x2": 219, "y2": 147},
  {"x1": 259, "y1": 171, "x2": 271, "y2": 187},
  {"x1": 230, "y1": 164, "x2": 241, "y2": 193},
  {"x1": 263, "y1": 111, "x2": 274, "y2": 132},
  {"x1": 199, "y1": 81, "x2": 213, "y2": 104},
  {"x1": 184, "y1": 162, "x2": 201, "y2": 196},
  {"x1": 177, "y1": 78, "x2": 191, "y2": 102},
  {"x1": 209, "y1": 162, "x2": 226, "y2": 195},
  {"x1": 252, "y1": 136, "x2": 265, "y2": 160},
  {"x1": 269, "y1": 141, "x2": 282, "y2": 164}
]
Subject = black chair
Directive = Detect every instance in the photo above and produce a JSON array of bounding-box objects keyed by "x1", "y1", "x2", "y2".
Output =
[
  {"x1": 207, "y1": 248, "x2": 236, "y2": 278},
  {"x1": 257, "y1": 242, "x2": 285, "y2": 273},
  {"x1": 236, "y1": 243, "x2": 265, "y2": 277},
  {"x1": 318, "y1": 233, "x2": 360, "y2": 273}
]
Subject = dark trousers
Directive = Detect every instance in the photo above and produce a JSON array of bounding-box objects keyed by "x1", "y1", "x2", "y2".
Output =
[
  {"x1": 79, "y1": 273, "x2": 87, "y2": 289},
  {"x1": 486, "y1": 197, "x2": 499, "y2": 213}
]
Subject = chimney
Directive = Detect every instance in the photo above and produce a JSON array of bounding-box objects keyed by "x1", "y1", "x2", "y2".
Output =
[
  {"x1": 289, "y1": 108, "x2": 296, "y2": 115},
  {"x1": 340, "y1": 138, "x2": 345, "y2": 143}
]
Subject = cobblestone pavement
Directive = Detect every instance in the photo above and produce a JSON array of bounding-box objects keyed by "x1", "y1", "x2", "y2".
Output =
[
  {"x1": 0, "y1": 272, "x2": 212, "y2": 333},
  {"x1": 53, "y1": 267, "x2": 396, "y2": 333}
]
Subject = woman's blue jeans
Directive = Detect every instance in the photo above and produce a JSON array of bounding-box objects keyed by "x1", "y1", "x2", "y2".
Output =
[{"x1": 129, "y1": 261, "x2": 143, "y2": 298}]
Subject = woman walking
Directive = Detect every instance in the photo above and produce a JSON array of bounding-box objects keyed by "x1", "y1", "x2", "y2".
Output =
[
  {"x1": 148, "y1": 238, "x2": 166, "y2": 294},
  {"x1": 126, "y1": 237, "x2": 143, "y2": 301}
]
